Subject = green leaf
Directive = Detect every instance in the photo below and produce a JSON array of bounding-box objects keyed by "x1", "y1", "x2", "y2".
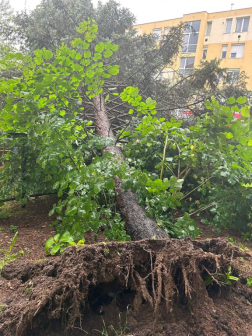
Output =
[
  {"x1": 9, "y1": 232, "x2": 18, "y2": 252},
  {"x1": 111, "y1": 44, "x2": 119, "y2": 51},
  {"x1": 60, "y1": 231, "x2": 74, "y2": 243},
  {"x1": 95, "y1": 42, "x2": 104, "y2": 53},
  {"x1": 226, "y1": 97, "x2": 235, "y2": 105},
  {"x1": 50, "y1": 244, "x2": 60, "y2": 255},
  {"x1": 225, "y1": 132, "x2": 233, "y2": 139},
  {"x1": 104, "y1": 50, "x2": 113, "y2": 58},
  {"x1": 84, "y1": 51, "x2": 91, "y2": 58},
  {"x1": 45, "y1": 237, "x2": 55, "y2": 254},
  {"x1": 241, "y1": 106, "x2": 250, "y2": 117},
  {"x1": 43, "y1": 49, "x2": 53, "y2": 60},
  {"x1": 236, "y1": 96, "x2": 247, "y2": 104}
]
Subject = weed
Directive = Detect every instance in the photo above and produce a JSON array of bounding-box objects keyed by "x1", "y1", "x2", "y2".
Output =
[
  {"x1": 0, "y1": 227, "x2": 4, "y2": 232},
  {"x1": 0, "y1": 303, "x2": 7, "y2": 312},
  {"x1": 19, "y1": 249, "x2": 25, "y2": 256},
  {"x1": 228, "y1": 237, "x2": 236, "y2": 245},
  {"x1": 0, "y1": 232, "x2": 19, "y2": 270},
  {"x1": 45, "y1": 232, "x2": 85, "y2": 255},
  {"x1": 241, "y1": 232, "x2": 252, "y2": 242},
  {"x1": 228, "y1": 237, "x2": 249, "y2": 251},
  {"x1": 204, "y1": 266, "x2": 239, "y2": 287},
  {"x1": 247, "y1": 277, "x2": 252, "y2": 287},
  {"x1": 94, "y1": 306, "x2": 131, "y2": 336},
  {"x1": 25, "y1": 288, "x2": 31, "y2": 295},
  {"x1": 0, "y1": 202, "x2": 26, "y2": 219},
  {"x1": 10, "y1": 225, "x2": 18, "y2": 233}
]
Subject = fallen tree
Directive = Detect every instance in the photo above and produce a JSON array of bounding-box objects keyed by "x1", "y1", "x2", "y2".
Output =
[{"x1": 93, "y1": 94, "x2": 167, "y2": 240}]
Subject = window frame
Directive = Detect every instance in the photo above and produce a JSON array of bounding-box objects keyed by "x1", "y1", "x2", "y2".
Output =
[
  {"x1": 179, "y1": 57, "x2": 195, "y2": 76},
  {"x1": 221, "y1": 45, "x2": 228, "y2": 59},
  {"x1": 229, "y1": 44, "x2": 245, "y2": 59},
  {"x1": 235, "y1": 17, "x2": 250, "y2": 32},
  {"x1": 225, "y1": 19, "x2": 233, "y2": 34},
  {"x1": 205, "y1": 21, "x2": 212, "y2": 36},
  {"x1": 202, "y1": 46, "x2": 208, "y2": 60},
  {"x1": 182, "y1": 21, "x2": 201, "y2": 53},
  {"x1": 163, "y1": 27, "x2": 169, "y2": 39},
  {"x1": 225, "y1": 69, "x2": 240, "y2": 84},
  {"x1": 153, "y1": 28, "x2": 162, "y2": 41}
]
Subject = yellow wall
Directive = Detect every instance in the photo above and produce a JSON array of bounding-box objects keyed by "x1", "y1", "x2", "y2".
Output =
[{"x1": 134, "y1": 8, "x2": 252, "y2": 90}]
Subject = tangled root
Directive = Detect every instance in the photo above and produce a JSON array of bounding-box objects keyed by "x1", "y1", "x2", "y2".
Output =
[{"x1": 0, "y1": 238, "x2": 249, "y2": 336}]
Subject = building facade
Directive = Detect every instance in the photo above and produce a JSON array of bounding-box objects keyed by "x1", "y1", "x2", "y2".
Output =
[{"x1": 134, "y1": 7, "x2": 252, "y2": 90}]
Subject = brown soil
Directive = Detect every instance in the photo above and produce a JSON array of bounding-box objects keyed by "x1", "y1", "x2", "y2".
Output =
[
  {"x1": 0, "y1": 197, "x2": 252, "y2": 336},
  {"x1": 0, "y1": 238, "x2": 252, "y2": 336}
]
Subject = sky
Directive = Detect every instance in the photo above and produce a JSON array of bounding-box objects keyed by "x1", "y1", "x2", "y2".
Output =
[{"x1": 8, "y1": 0, "x2": 252, "y2": 24}]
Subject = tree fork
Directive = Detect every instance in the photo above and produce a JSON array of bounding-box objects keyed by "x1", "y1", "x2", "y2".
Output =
[{"x1": 92, "y1": 94, "x2": 167, "y2": 240}]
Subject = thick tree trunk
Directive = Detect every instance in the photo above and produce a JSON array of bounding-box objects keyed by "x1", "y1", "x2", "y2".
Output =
[{"x1": 93, "y1": 95, "x2": 167, "y2": 240}]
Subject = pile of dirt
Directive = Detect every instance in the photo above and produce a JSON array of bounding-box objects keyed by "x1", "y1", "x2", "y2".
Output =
[{"x1": 0, "y1": 237, "x2": 251, "y2": 336}]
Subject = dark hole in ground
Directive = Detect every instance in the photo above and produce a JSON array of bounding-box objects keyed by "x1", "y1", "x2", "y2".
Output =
[
  {"x1": 173, "y1": 268, "x2": 188, "y2": 306},
  {"x1": 88, "y1": 281, "x2": 136, "y2": 315}
]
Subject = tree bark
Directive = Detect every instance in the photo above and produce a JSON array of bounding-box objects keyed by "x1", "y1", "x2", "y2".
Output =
[{"x1": 93, "y1": 94, "x2": 167, "y2": 240}]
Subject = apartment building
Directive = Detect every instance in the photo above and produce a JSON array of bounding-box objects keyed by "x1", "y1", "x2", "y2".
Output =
[{"x1": 134, "y1": 7, "x2": 252, "y2": 90}]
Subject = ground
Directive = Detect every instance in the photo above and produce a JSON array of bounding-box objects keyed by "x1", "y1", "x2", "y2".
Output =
[{"x1": 0, "y1": 196, "x2": 252, "y2": 336}]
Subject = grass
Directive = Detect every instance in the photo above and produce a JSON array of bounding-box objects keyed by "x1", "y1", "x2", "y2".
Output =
[{"x1": 0, "y1": 201, "x2": 26, "y2": 219}]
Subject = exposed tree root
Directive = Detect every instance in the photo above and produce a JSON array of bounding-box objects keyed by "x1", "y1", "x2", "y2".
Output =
[{"x1": 0, "y1": 238, "x2": 251, "y2": 336}]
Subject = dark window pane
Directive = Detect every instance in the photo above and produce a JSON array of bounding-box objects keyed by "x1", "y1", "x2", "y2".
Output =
[
  {"x1": 243, "y1": 18, "x2": 250, "y2": 31},
  {"x1": 185, "y1": 57, "x2": 195, "y2": 69},
  {"x1": 192, "y1": 20, "x2": 201, "y2": 32},
  {"x1": 189, "y1": 33, "x2": 199, "y2": 44},
  {"x1": 188, "y1": 44, "x2": 197, "y2": 52}
]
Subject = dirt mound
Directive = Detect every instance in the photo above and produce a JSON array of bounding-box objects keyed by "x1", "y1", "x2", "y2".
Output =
[{"x1": 0, "y1": 238, "x2": 251, "y2": 336}]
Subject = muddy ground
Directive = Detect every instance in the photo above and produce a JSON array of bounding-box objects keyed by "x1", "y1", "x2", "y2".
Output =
[{"x1": 0, "y1": 196, "x2": 252, "y2": 336}]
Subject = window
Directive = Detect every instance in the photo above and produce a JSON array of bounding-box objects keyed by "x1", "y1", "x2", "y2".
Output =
[
  {"x1": 221, "y1": 45, "x2": 228, "y2": 59},
  {"x1": 230, "y1": 44, "x2": 244, "y2": 58},
  {"x1": 225, "y1": 19, "x2": 233, "y2": 33},
  {"x1": 225, "y1": 69, "x2": 240, "y2": 84},
  {"x1": 153, "y1": 28, "x2": 162, "y2": 40},
  {"x1": 235, "y1": 17, "x2": 250, "y2": 32},
  {"x1": 206, "y1": 21, "x2": 212, "y2": 35},
  {"x1": 202, "y1": 46, "x2": 208, "y2": 60},
  {"x1": 163, "y1": 27, "x2": 169, "y2": 39},
  {"x1": 179, "y1": 57, "x2": 195, "y2": 76},
  {"x1": 182, "y1": 20, "x2": 201, "y2": 53}
]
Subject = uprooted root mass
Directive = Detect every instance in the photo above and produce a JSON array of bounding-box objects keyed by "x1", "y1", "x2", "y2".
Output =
[{"x1": 0, "y1": 238, "x2": 252, "y2": 336}]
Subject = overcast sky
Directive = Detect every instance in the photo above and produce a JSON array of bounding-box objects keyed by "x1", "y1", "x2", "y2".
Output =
[{"x1": 9, "y1": 0, "x2": 252, "y2": 24}]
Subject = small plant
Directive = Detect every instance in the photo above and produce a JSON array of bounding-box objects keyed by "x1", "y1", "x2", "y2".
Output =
[
  {"x1": 228, "y1": 236, "x2": 236, "y2": 245},
  {"x1": 0, "y1": 232, "x2": 18, "y2": 270},
  {"x1": 241, "y1": 232, "x2": 252, "y2": 242},
  {"x1": 45, "y1": 231, "x2": 85, "y2": 255},
  {"x1": 247, "y1": 277, "x2": 252, "y2": 287},
  {"x1": 25, "y1": 288, "x2": 31, "y2": 295},
  {"x1": 9, "y1": 225, "x2": 18, "y2": 233},
  {"x1": 94, "y1": 306, "x2": 131, "y2": 336},
  {"x1": 217, "y1": 267, "x2": 239, "y2": 286},
  {"x1": 204, "y1": 266, "x2": 239, "y2": 287},
  {"x1": 0, "y1": 227, "x2": 4, "y2": 232}
]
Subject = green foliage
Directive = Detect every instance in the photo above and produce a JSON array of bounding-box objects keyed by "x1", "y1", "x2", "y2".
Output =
[
  {"x1": 45, "y1": 231, "x2": 82, "y2": 255},
  {"x1": 9, "y1": 225, "x2": 17, "y2": 233},
  {"x1": 0, "y1": 231, "x2": 19, "y2": 270},
  {"x1": 1, "y1": 19, "x2": 252, "y2": 244},
  {"x1": 247, "y1": 277, "x2": 252, "y2": 287},
  {"x1": 204, "y1": 266, "x2": 239, "y2": 287},
  {"x1": 121, "y1": 93, "x2": 252, "y2": 235}
]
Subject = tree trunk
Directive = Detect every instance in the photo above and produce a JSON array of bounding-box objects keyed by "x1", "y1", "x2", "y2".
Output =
[{"x1": 92, "y1": 94, "x2": 167, "y2": 240}]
